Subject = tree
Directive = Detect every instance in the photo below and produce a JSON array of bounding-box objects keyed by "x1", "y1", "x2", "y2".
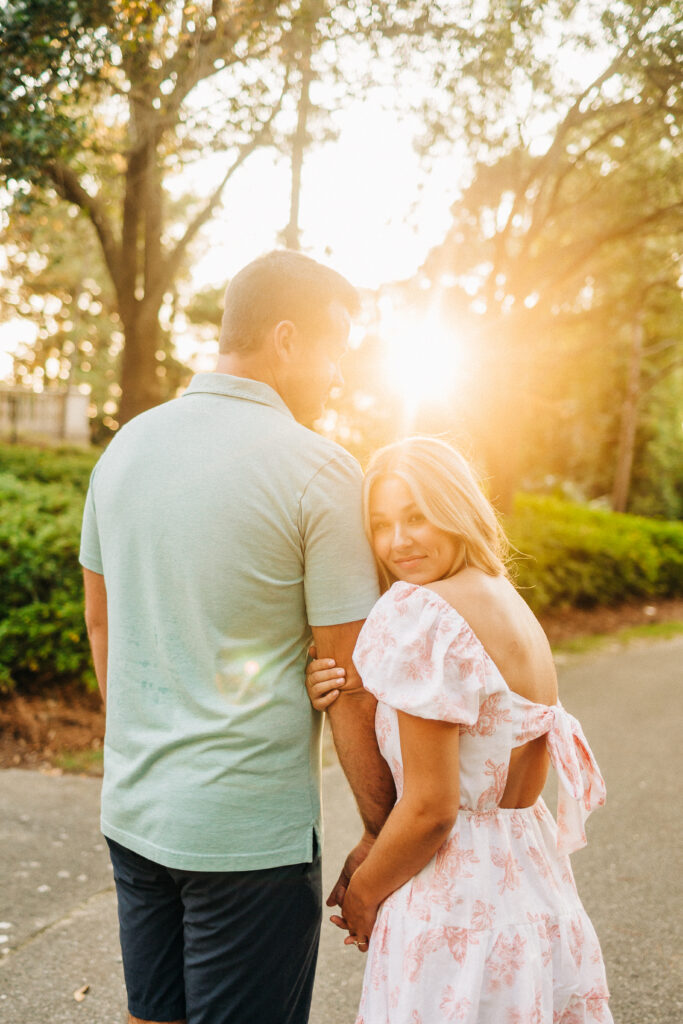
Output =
[
  {"x1": 0, "y1": 0, "x2": 472, "y2": 420},
  {"x1": 1, "y1": 0, "x2": 303, "y2": 423},
  {"x1": 0, "y1": 191, "x2": 192, "y2": 437},
  {"x1": 415, "y1": 0, "x2": 682, "y2": 510},
  {"x1": 2, "y1": 0, "x2": 558, "y2": 426}
]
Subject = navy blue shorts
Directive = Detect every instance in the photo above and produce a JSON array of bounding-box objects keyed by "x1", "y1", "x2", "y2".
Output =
[{"x1": 106, "y1": 836, "x2": 322, "y2": 1024}]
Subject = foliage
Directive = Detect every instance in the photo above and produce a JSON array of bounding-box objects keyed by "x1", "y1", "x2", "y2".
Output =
[
  {"x1": 0, "y1": 441, "x2": 98, "y2": 487},
  {"x1": 1, "y1": 442, "x2": 682, "y2": 693},
  {"x1": 405, "y1": 0, "x2": 683, "y2": 511},
  {"x1": 0, "y1": 0, "x2": 612, "y2": 426},
  {"x1": 508, "y1": 495, "x2": 683, "y2": 612},
  {"x1": 0, "y1": 191, "x2": 194, "y2": 435},
  {"x1": 0, "y1": 470, "x2": 96, "y2": 692},
  {"x1": 0, "y1": 0, "x2": 113, "y2": 183},
  {"x1": 0, "y1": 0, "x2": 304, "y2": 422},
  {"x1": 628, "y1": 371, "x2": 683, "y2": 520}
]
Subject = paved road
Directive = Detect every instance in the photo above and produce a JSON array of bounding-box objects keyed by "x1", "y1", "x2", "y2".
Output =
[{"x1": 0, "y1": 637, "x2": 681, "y2": 1024}]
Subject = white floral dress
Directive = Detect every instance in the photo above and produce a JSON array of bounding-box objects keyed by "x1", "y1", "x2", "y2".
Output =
[{"x1": 352, "y1": 582, "x2": 613, "y2": 1024}]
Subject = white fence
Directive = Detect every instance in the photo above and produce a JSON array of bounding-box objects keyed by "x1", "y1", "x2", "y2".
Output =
[{"x1": 0, "y1": 387, "x2": 90, "y2": 444}]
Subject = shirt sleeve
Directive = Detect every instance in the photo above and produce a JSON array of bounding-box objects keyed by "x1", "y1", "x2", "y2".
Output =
[
  {"x1": 79, "y1": 469, "x2": 104, "y2": 575},
  {"x1": 352, "y1": 583, "x2": 487, "y2": 724},
  {"x1": 299, "y1": 452, "x2": 380, "y2": 626}
]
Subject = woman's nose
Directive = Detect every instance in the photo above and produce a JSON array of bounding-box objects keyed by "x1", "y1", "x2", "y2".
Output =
[{"x1": 391, "y1": 523, "x2": 411, "y2": 549}]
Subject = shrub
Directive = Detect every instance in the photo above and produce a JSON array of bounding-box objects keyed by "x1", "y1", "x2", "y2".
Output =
[
  {"x1": 0, "y1": 442, "x2": 98, "y2": 490},
  {"x1": 1, "y1": 444, "x2": 682, "y2": 693},
  {"x1": 507, "y1": 496, "x2": 683, "y2": 613},
  {"x1": 0, "y1": 471, "x2": 96, "y2": 693}
]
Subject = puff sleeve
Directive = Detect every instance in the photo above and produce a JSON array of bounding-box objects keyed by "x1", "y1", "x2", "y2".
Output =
[{"x1": 352, "y1": 582, "x2": 489, "y2": 725}]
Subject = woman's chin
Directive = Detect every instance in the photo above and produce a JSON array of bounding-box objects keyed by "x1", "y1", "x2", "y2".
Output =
[{"x1": 392, "y1": 567, "x2": 440, "y2": 586}]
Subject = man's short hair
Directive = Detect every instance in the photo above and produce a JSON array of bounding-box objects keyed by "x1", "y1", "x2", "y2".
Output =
[{"x1": 219, "y1": 250, "x2": 360, "y2": 355}]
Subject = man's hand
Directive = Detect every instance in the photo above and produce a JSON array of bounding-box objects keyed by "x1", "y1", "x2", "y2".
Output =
[{"x1": 327, "y1": 832, "x2": 375, "y2": 912}]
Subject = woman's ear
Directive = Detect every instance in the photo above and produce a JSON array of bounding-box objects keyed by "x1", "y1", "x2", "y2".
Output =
[{"x1": 272, "y1": 319, "x2": 298, "y2": 361}]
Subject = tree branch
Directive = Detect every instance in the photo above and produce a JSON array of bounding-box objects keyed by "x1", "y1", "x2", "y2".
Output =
[
  {"x1": 538, "y1": 203, "x2": 683, "y2": 300},
  {"x1": 643, "y1": 357, "x2": 683, "y2": 390},
  {"x1": 644, "y1": 338, "x2": 681, "y2": 358},
  {"x1": 151, "y1": 73, "x2": 290, "y2": 306},
  {"x1": 45, "y1": 161, "x2": 122, "y2": 291}
]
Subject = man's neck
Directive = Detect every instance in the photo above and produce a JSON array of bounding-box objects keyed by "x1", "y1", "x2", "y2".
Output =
[{"x1": 215, "y1": 354, "x2": 277, "y2": 391}]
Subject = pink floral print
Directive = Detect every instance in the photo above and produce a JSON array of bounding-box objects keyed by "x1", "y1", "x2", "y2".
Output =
[
  {"x1": 491, "y1": 847, "x2": 523, "y2": 893},
  {"x1": 464, "y1": 692, "x2": 513, "y2": 736},
  {"x1": 486, "y1": 933, "x2": 527, "y2": 990},
  {"x1": 470, "y1": 899, "x2": 496, "y2": 931},
  {"x1": 440, "y1": 988, "x2": 472, "y2": 1020},
  {"x1": 476, "y1": 759, "x2": 509, "y2": 811},
  {"x1": 352, "y1": 583, "x2": 613, "y2": 1024},
  {"x1": 508, "y1": 990, "x2": 543, "y2": 1024}
]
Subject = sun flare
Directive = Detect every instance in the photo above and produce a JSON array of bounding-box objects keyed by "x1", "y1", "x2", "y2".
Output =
[{"x1": 378, "y1": 297, "x2": 469, "y2": 429}]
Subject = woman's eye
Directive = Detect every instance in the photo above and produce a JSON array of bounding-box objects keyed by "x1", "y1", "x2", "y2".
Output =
[
  {"x1": 409, "y1": 514, "x2": 424, "y2": 524},
  {"x1": 372, "y1": 522, "x2": 389, "y2": 532}
]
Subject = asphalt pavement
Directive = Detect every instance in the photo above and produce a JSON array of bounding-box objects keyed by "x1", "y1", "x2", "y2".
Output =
[{"x1": 0, "y1": 636, "x2": 681, "y2": 1024}]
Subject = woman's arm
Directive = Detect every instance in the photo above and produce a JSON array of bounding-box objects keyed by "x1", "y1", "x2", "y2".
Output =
[{"x1": 336, "y1": 711, "x2": 461, "y2": 945}]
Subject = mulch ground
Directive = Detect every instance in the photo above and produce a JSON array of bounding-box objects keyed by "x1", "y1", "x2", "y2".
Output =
[{"x1": 2, "y1": 597, "x2": 682, "y2": 775}]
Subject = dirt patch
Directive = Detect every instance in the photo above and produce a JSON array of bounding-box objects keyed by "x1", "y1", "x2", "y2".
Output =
[
  {"x1": 538, "y1": 597, "x2": 683, "y2": 643},
  {"x1": 1, "y1": 597, "x2": 682, "y2": 774},
  {"x1": 0, "y1": 682, "x2": 104, "y2": 773}
]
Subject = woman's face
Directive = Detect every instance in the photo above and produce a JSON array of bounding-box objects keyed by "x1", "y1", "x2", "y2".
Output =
[{"x1": 368, "y1": 475, "x2": 460, "y2": 585}]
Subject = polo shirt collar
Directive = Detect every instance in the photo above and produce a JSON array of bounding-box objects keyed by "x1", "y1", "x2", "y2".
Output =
[{"x1": 183, "y1": 373, "x2": 295, "y2": 421}]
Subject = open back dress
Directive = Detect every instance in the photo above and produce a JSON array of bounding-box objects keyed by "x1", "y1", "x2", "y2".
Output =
[{"x1": 352, "y1": 582, "x2": 613, "y2": 1024}]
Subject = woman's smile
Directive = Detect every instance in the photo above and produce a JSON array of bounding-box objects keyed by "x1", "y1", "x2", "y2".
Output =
[{"x1": 369, "y1": 475, "x2": 459, "y2": 584}]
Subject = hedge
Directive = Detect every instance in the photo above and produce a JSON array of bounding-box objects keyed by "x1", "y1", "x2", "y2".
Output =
[
  {"x1": 0, "y1": 471, "x2": 96, "y2": 692},
  {"x1": 0, "y1": 443, "x2": 97, "y2": 489},
  {"x1": 507, "y1": 495, "x2": 683, "y2": 613},
  {"x1": 1, "y1": 444, "x2": 682, "y2": 692}
]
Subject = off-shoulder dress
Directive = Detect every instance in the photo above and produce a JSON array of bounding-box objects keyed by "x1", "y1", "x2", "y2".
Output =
[{"x1": 351, "y1": 581, "x2": 613, "y2": 1024}]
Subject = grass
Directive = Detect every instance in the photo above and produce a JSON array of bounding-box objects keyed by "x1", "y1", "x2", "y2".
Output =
[
  {"x1": 53, "y1": 748, "x2": 104, "y2": 775},
  {"x1": 552, "y1": 620, "x2": 683, "y2": 656}
]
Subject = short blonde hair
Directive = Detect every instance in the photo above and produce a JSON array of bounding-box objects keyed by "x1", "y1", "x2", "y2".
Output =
[{"x1": 362, "y1": 436, "x2": 509, "y2": 591}]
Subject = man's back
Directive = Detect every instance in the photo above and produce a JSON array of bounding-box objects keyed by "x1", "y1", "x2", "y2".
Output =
[{"x1": 80, "y1": 373, "x2": 379, "y2": 870}]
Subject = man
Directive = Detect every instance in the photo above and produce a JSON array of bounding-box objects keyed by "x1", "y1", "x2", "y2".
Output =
[{"x1": 80, "y1": 251, "x2": 395, "y2": 1024}]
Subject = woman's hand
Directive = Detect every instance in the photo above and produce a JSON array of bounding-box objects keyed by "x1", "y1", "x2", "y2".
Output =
[
  {"x1": 306, "y1": 645, "x2": 346, "y2": 710},
  {"x1": 331, "y1": 875, "x2": 379, "y2": 953}
]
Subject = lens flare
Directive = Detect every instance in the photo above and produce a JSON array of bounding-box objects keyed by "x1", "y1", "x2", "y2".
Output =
[{"x1": 378, "y1": 297, "x2": 469, "y2": 431}]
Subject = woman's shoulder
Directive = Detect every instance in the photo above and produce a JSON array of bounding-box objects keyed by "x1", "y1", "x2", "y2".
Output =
[
  {"x1": 354, "y1": 579, "x2": 493, "y2": 724},
  {"x1": 425, "y1": 569, "x2": 507, "y2": 619}
]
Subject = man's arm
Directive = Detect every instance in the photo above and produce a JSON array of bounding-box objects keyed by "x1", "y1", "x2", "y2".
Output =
[
  {"x1": 83, "y1": 568, "x2": 108, "y2": 702},
  {"x1": 312, "y1": 620, "x2": 396, "y2": 905}
]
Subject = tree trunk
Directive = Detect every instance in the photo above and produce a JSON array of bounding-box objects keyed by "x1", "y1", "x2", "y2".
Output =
[
  {"x1": 611, "y1": 314, "x2": 644, "y2": 513},
  {"x1": 283, "y1": 46, "x2": 313, "y2": 251},
  {"x1": 480, "y1": 325, "x2": 526, "y2": 516},
  {"x1": 116, "y1": 96, "x2": 167, "y2": 426},
  {"x1": 118, "y1": 302, "x2": 164, "y2": 425}
]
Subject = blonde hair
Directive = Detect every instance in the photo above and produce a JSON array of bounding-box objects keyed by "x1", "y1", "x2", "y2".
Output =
[{"x1": 362, "y1": 436, "x2": 509, "y2": 591}]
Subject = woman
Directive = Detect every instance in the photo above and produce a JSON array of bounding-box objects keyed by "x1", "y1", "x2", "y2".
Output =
[{"x1": 306, "y1": 437, "x2": 613, "y2": 1024}]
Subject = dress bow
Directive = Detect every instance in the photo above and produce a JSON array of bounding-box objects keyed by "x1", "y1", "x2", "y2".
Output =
[{"x1": 545, "y1": 703, "x2": 607, "y2": 856}]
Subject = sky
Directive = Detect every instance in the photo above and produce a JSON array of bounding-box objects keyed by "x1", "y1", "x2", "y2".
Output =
[
  {"x1": 0, "y1": 5, "x2": 612, "y2": 386},
  {"x1": 0, "y1": 98, "x2": 462, "y2": 379},
  {"x1": 175, "y1": 101, "x2": 465, "y2": 290}
]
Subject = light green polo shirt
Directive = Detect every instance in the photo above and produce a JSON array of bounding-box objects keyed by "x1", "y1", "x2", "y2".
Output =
[{"x1": 79, "y1": 373, "x2": 379, "y2": 871}]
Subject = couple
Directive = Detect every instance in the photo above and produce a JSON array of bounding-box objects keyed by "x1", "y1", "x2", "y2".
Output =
[{"x1": 80, "y1": 250, "x2": 613, "y2": 1024}]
